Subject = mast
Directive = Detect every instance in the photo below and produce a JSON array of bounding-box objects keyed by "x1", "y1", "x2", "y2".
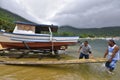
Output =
[{"x1": 48, "y1": 25, "x2": 54, "y2": 54}]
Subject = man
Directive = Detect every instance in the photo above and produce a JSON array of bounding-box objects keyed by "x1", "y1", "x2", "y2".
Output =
[
  {"x1": 104, "y1": 39, "x2": 120, "y2": 73},
  {"x1": 78, "y1": 41, "x2": 93, "y2": 59}
]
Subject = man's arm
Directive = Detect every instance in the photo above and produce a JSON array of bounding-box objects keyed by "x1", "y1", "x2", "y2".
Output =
[
  {"x1": 104, "y1": 49, "x2": 108, "y2": 58},
  {"x1": 88, "y1": 46, "x2": 94, "y2": 58},
  {"x1": 78, "y1": 46, "x2": 82, "y2": 53},
  {"x1": 108, "y1": 46, "x2": 119, "y2": 62},
  {"x1": 88, "y1": 45, "x2": 92, "y2": 54}
]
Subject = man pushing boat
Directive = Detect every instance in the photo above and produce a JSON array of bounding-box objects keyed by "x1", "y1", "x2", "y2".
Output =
[
  {"x1": 78, "y1": 41, "x2": 93, "y2": 59},
  {"x1": 104, "y1": 39, "x2": 120, "y2": 74}
]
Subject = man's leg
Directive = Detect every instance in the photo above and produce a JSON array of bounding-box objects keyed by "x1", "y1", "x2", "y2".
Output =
[
  {"x1": 105, "y1": 60, "x2": 117, "y2": 73},
  {"x1": 105, "y1": 61, "x2": 111, "y2": 68},
  {"x1": 109, "y1": 60, "x2": 117, "y2": 72},
  {"x1": 79, "y1": 53, "x2": 84, "y2": 59},
  {"x1": 85, "y1": 54, "x2": 89, "y2": 59}
]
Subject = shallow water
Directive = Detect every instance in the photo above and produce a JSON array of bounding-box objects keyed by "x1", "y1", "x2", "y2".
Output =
[{"x1": 0, "y1": 39, "x2": 120, "y2": 80}]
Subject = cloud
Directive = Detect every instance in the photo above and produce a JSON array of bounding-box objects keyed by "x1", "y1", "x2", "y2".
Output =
[
  {"x1": 0, "y1": 0, "x2": 120, "y2": 28},
  {"x1": 52, "y1": 0, "x2": 120, "y2": 28},
  {"x1": 0, "y1": 0, "x2": 44, "y2": 23}
]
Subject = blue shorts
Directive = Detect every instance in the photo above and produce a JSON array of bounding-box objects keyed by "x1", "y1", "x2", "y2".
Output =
[
  {"x1": 105, "y1": 60, "x2": 117, "y2": 71},
  {"x1": 79, "y1": 53, "x2": 89, "y2": 59}
]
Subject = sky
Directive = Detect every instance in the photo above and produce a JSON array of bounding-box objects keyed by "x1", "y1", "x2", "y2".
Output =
[{"x1": 0, "y1": 0, "x2": 120, "y2": 28}]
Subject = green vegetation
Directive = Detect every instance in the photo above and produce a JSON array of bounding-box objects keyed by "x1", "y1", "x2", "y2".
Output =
[
  {"x1": 0, "y1": 7, "x2": 120, "y2": 37},
  {"x1": 58, "y1": 25, "x2": 120, "y2": 37},
  {"x1": 0, "y1": 8, "x2": 30, "y2": 32}
]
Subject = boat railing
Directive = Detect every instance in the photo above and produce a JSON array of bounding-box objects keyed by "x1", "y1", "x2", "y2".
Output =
[{"x1": 3, "y1": 32, "x2": 51, "y2": 37}]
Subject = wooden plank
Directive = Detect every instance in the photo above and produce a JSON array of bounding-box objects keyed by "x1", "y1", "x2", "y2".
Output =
[
  {"x1": 0, "y1": 43, "x2": 6, "y2": 50},
  {"x1": 0, "y1": 43, "x2": 3, "y2": 50},
  {"x1": 0, "y1": 58, "x2": 107, "y2": 65}
]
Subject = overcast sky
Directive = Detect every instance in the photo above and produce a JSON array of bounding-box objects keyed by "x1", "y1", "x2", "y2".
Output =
[{"x1": 0, "y1": 0, "x2": 120, "y2": 28}]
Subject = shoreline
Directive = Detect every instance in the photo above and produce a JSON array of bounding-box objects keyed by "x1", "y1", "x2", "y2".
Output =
[{"x1": 79, "y1": 37, "x2": 120, "y2": 40}]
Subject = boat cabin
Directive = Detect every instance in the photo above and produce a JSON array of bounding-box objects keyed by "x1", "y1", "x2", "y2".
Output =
[{"x1": 13, "y1": 21, "x2": 58, "y2": 34}]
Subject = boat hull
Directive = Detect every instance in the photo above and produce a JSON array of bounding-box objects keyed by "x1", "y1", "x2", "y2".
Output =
[
  {"x1": 0, "y1": 32, "x2": 79, "y2": 50},
  {"x1": 0, "y1": 42, "x2": 76, "y2": 50}
]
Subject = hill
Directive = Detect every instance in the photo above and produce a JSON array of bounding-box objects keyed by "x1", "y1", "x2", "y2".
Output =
[
  {"x1": 0, "y1": 7, "x2": 30, "y2": 32},
  {"x1": 58, "y1": 26, "x2": 120, "y2": 37}
]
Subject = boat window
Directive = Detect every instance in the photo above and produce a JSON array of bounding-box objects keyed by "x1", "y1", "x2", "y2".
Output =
[
  {"x1": 13, "y1": 24, "x2": 35, "y2": 34},
  {"x1": 35, "y1": 26, "x2": 50, "y2": 34}
]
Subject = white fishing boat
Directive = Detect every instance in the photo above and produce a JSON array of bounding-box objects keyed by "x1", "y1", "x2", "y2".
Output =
[{"x1": 0, "y1": 21, "x2": 79, "y2": 52}]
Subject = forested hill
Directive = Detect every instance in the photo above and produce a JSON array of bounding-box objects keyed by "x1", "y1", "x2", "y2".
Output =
[
  {"x1": 0, "y1": 7, "x2": 30, "y2": 32},
  {"x1": 58, "y1": 26, "x2": 120, "y2": 37}
]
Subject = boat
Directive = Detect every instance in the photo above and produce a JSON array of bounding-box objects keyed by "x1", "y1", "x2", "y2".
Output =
[{"x1": 0, "y1": 21, "x2": 79, "y2": 53}]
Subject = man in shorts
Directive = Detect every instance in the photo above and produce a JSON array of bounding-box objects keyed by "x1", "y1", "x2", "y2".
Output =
[
  {"x1": 78, "y1": 41, "x2": 93, "y2": 59},
  {"x1": 104, "y1": 39, "x2": 120, "y2": 73}
]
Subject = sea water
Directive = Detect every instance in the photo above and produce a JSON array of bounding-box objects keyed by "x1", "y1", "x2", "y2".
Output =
[{"x1": 0, "y1": 39, "x2": 120, "y2": 80}]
